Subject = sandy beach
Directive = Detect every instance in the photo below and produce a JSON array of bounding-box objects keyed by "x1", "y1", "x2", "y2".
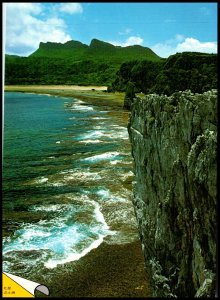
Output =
[
  {"x1": 4, "y1": 85, "x2": 126, "y2": 109},
  {"x1": 4, "y1": 85, "x2": 151, "y2": 298},
  {"x1": 4, "y1": 85, "x2": 108, "y2": 91}
]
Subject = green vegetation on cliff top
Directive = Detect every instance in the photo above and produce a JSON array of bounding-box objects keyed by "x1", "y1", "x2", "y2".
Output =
[{"x1": 112, "y1": 52, "x2": 217, "y2": 96}]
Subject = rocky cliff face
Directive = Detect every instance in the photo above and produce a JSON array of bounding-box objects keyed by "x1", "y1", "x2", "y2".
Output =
[{"x1": 128, "y1": 90, "x2": 217, "y2": 297}]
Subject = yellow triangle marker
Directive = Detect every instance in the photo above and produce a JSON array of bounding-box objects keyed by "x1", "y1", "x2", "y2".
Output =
[
  {"x1": 2, "y1": 272, "x2": 49, "y2": 298},
  {"x1": 2, "y1": 273, "x2": 33, "y2": 298}
]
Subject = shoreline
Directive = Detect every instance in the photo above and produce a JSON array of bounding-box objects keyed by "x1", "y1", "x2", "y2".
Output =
[
  {"x1": 4, "y1": 85, "x2": 126, "y2": 109},
  {"x1": 4, "y1": 85, "x2": 151, "y2": 297},
  {"x1": 35, "y1": 240, "x2": 151, "y2": 298}
]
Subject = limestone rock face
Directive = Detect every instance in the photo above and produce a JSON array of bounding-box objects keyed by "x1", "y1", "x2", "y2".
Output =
[{"x1": 128, "y1": 90, "x2": 217, "y2": 297}]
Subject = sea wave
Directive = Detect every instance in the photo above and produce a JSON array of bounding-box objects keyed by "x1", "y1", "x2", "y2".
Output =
[
  {"x1": 70, "y1": 104, "x2": 94, "y2": 111},
  {"x1": 80, "y1": 130, "x2": 106, "y2": 140},
  {"x1": 3, "y1": 196, "x2": 114, "y2": 269},
  {"x1": 81, "y1": 151, "x2": 121, "y2": 162},
  {"x1": 78, "y1": 139, "x2": 102, "y2": 144},
  {"x1": 32, "y1": 169, "x2": 102, "y2": 187}
]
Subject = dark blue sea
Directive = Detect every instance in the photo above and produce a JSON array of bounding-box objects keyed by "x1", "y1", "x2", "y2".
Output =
[{"x1": 2, "y1": 92, "x2": 138, "y2": 277}]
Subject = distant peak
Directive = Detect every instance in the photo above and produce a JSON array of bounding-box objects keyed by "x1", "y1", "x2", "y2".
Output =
[
  {"x1": 89, "y1": 39, "x2": 115, "y2": 49},
  {"x1": 39, "y1": 41, "x2": 62, "y2": 48},
  {"x1": 39, "y1": 40, "x2": 88, "y2": 49},
  {"x1": 64, "y1": 40, "x2": 88, "y2": 49}
]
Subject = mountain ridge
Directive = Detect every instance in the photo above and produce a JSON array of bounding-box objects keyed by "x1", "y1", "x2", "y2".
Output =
[
  {"x1": 29, "y1": 38, "x2": 162, "y2": 61},
  {"x1": 6, "y1": 39, "x2": 216, "y2": 88}
]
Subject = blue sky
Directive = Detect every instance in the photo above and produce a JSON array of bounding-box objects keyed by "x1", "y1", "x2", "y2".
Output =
[{"x1": 3, "y1": 2, "x2": 218, "y2": 58}]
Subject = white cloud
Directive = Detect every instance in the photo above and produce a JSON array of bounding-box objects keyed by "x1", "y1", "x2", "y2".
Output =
[
  {"x1": 4, "y1": 3, "x2": 72, "y2": 56},
  {"x1": 109, "y1": 36, "x2": 144, "y2": 47},
  {"x1": 175, "y1": 34, "x2": 185, "y2": 42},
  {"x1": 59, "y1": 3, "x2": 83, "y2": 14},
  {"x1": 6, "y1": 2, "x2": 42, "y2": 15},
  {"x1": 124, "y1": 36, "x2": 143, "y2": 46},
  {"x1": 176, "y1": 38, "x2": 217, "y2": 53},
  {"x1": 151, "y1": 36, "x2": 217, "y2": 58}
]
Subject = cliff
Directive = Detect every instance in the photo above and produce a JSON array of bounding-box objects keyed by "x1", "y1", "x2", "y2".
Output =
[{"x1": 128, "y1": 90, "x2": 217, "y2": 297}]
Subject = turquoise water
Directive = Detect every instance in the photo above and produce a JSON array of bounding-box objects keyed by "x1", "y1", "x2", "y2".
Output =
[{"x1": 2, "y1": 92, "x2": 137, "y2": 276}]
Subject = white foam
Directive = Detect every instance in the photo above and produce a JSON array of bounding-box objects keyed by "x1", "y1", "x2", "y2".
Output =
[
  {"x1": 121, "y1": 170, "x2": 134, "y2": 178},
  {"x1": 82, "y1": 152, "x2": 120, "y2": 162},
  {"x1": 44, "y1": 235, "x2": 104, "y2": 268},
  {"x1": 110, "y1": 196, "x2": 128, "y2": 203},
  {"x1": 110, "y1": 125, "x2": 126, "y2": 129},
  {"x1": 31, "y1": 169, "x2": 103, "y2": 187},
  {"x1": 44, "y1": 199, "x2": 114, "y2": 268},
  {"x1": 49, "y1": 182, "x2": 64, "y2": 187},
  {"x1": 31, "y1": 204, "x2": 66, "y2": 212},
  {"x1": 70, "y1": 104, "x2": 94, "y2": 111},
  {"x1": 110, "y1": 160, "x2": 121, "y2": 165},
  {"x1": 80, "y1": 128, "x2": 129, "y2": 141},
  {"x1": 73, "y1": 100, "x2": 85, "y2": 105},
  {"x1": 97, "y1": 189, "x2": 111, "y2": 199},
  {"x1": 90, "y1": 200, "x2": 109, "y2": 230},
  {"x1": 92, "y1": 117, "x2": 109, "y2": 120},
  {"x1": 81, "y1": 130, "x2": 105, "y2": 140},
  {"x1": 78, "y1": 139, "x2": 102, "y2": 144},
  {"x1": 3, "y1": 198, "x2": 114, "y2": 269},
  {"x1": 96, "y1": 189, "x2": 129, "y2": 203},
  {"x1": 62, "y1": 171, "x2": 102, "y2": 183},
  {"x1": 56, "y1": 141, "x2": 61, "y2": 144},
  {"x1": 35, "y1": 177, "x2": 48, "y2": 184},
  {"x1": 40, "y1": 93, "x2": 52, "y2": 97}
]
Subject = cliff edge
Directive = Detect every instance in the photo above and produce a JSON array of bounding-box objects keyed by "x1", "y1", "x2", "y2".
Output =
[{"x1": 128, "y1": 90, "x2": 217, "y2": 297}]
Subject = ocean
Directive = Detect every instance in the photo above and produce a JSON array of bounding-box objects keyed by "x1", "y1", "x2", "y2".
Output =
[{"x1": 2, "y1": 92, "x2": 138, "y2": 278}]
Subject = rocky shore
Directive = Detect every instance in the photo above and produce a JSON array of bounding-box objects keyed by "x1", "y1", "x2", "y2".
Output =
[{"x1": 35, "y1": 240, "x2": 151, "y2": 298}]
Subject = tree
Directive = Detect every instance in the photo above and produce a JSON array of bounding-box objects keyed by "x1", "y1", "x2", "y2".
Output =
[{"x1": 124, "y1": 81, "x2": 136, "y2": 109}]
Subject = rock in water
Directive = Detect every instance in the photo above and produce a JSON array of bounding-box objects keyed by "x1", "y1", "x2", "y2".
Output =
[{"x1": 128, "y1": 90, "x2": 217, "y2": 297}]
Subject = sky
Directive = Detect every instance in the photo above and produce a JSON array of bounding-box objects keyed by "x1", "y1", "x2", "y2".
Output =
[{"x1": 3, "y1": 2, "x2": 218, "y2": 58}]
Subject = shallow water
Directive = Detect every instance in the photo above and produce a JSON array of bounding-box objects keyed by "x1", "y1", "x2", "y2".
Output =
[{"x1": 2, "y1": 92, "x2": 138, "y2": 278}]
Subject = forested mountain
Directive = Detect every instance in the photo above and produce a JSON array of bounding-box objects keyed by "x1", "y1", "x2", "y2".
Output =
[
  {"x1": 5, "y1": 39, "x2": 217, "y2": 93},
  {"x1": 30, "y1": 39, "x2": 161, "y2": 62},
  {"x1": 5, "y1": 39, "x2": 161, "y2": 86}
]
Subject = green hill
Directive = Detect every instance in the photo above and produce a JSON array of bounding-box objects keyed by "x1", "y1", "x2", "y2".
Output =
[
  {"x1": 5, "y1": 38, "x2": 162, "y2": 85},
  {"x1": 30, "y1": 40, "x2": 88, "y2": 60},
  {"x1": 5, "y1": 40, "x2": 217, "y2": 92},
  {"x1": 30, "y1": 38, "x2": 161, "y2": 62}
]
